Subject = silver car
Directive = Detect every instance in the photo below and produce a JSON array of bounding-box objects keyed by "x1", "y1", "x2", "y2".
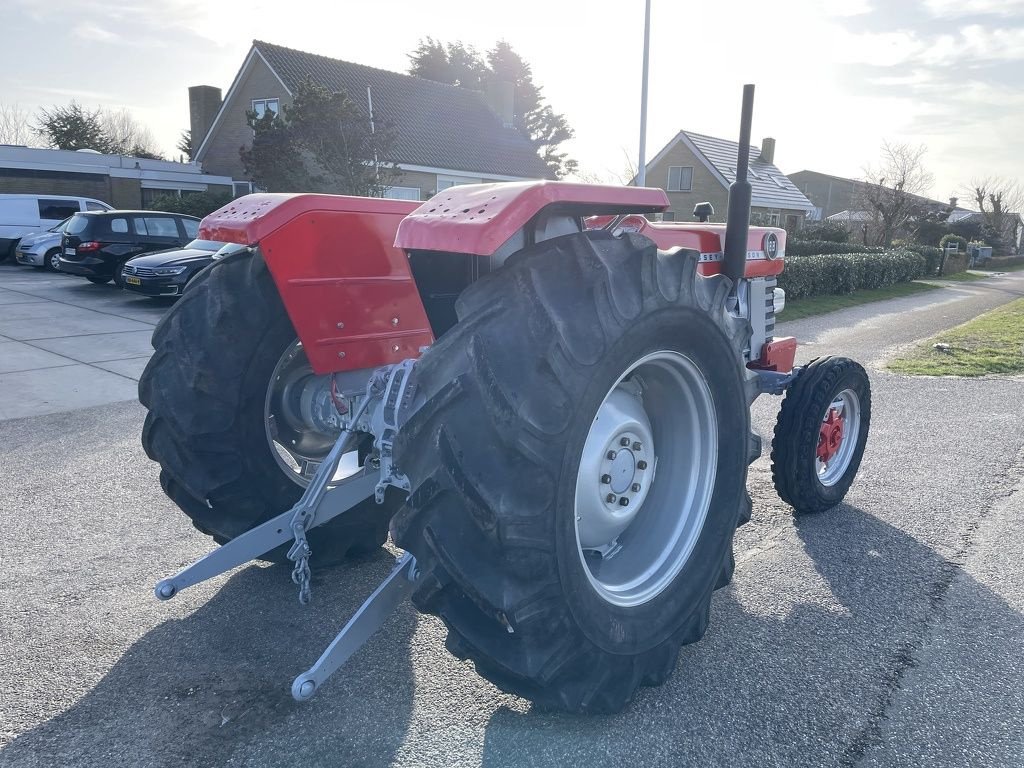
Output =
[{"x1": 15, "y1": 218, "x2": 71, "y2": 271}]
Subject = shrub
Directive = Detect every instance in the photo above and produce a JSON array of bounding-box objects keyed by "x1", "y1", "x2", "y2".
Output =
[
  {"x1": 778, "y1": 249, "x2": 928, "y2": 300},
  {"x1": 898, "y1": 243, "x2": 942, "y2": 276},
  {"x1": 786, "y1": 240, "x2": 885, "y2": 257},
  {"x1": 146, "y1": 190, "x2": 233, "y2": 219},
  {"x1": 797, "y1": 220, "x2": 850, "y2": 243}
]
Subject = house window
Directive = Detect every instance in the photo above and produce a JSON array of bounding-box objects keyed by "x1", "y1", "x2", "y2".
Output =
[
  {"x1": 233, "y1": 181, "x2": 254, "y2": 198},
  {"x1": 383, "y1": 186, "x2": 421, "y2": 201},
  {"x1": 661, "y1": 211, "x2": 676, "y2": 222},
  {"x1": 667, "y1": 166, "x2": 693, "y2": 192},
  {"x1": 436, "y1": 175, "x2": 481, "y2": 192},
  {"x1": 251, "y1": 98, "x2": 280, "y2": 120}
]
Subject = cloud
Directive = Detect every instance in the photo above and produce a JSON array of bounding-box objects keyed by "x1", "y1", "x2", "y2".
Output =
[
  {"x1": 71, "y1": 21, "x2": 119, "y2": 42},
  {"x1": 924, "y1": 0, "x2": 1024, "y2": 17}
]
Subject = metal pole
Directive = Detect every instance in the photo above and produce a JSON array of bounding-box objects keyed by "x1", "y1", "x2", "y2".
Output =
[{"x1": 637, "y1": 0, "x2": 651, "y2": 187}]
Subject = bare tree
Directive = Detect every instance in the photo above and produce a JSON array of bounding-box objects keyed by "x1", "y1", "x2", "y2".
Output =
[
  {"x1": 963, "y1": 176, "x2": 1024, "y2": 253},
  {"x1": 859, "y1": 142, "x2": 934, "y2": 246},
  {"x1": 0, "y1": 103, "x2": 43, "y2": 146},
  {"x1": 99, "y1": 107, "x2": 163, "y2": 158}
]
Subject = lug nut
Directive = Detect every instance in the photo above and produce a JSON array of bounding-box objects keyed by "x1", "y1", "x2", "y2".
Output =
[
  {"x1": 620, "y1": 437, "x2": 631, "y2": 447},
  {"x1": 601, "y1": 474, "x2": 611, "y2": 484},
  {"x1": 631, "y1": 483, "x2": 641, "y2": 492},
  {"x1": 606, "y1": 493, "x2": 617, "y2": 503},
  {"x1": 632, "y1": 441, "x2": 642, "y2": 451},
  {"x1": 607, "y1": 450, "x2": 616, "y2": 460},
  {"x1": 618, "y1": 497, "x2": 629, "y2": 507},
  {"x1": 637, "y1": 460, "x2": 648, "y2": 470}
]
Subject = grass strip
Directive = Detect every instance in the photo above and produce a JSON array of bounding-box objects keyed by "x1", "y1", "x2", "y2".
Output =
[
  {"x1": 888, "y1": 297, "x2": 1024, "y2": 377},
  {"x1": 779, "y1": 281, "x2": 940, "y2": 321}
]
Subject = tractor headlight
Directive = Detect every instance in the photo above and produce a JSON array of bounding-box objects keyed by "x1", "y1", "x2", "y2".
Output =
[
  {"x1": 773, "y1": 287, "x2": 786, "y2": 315},
  {"x1": 153, "y1": 266, "x2": 188, "y2": 276}
]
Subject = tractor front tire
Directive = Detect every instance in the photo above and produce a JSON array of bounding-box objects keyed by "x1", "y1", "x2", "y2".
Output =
[
  {"x1": 771, "y1": 356, "x2": 871, "y2": 514},
  {"x1": 139, "y1": 250, "x2": 393, "y2": 565},
  {"x1": 392, "y1": 231, "x2": 753, "y2": 713}
]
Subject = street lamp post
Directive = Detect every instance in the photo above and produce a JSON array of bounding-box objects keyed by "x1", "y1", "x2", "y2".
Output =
[{"x1": 637, "y1": 0, "x2": 651, "y2": 187}]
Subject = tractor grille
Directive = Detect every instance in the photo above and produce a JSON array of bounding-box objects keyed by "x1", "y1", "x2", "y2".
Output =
[{"x1": 764, "y1": 277, "x2": 777, "y2": 341}]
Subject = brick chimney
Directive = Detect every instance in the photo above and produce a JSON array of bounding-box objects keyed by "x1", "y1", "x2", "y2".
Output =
[
  {"x1": 188, "y1": 85, "x2": 223, "y2": 158},
  {"x1": 485, "y1": 81, "x2": 515, "y2": 128},
  {"x1": 760, "y1": 137, "x2": 776, "y2": 164}
]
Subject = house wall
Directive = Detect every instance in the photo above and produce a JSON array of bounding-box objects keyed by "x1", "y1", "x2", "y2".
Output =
[
  {"x1": 647, "y1": 141, "x2": 730, "y2": 223},
  {"x1": 0, "y1": 170, "x2": 112, "y2": 202},
  {"x1": 788, "y1": 171, "x2": 858, "y2": 220},
  {"x1": 199, "y1": 54, "x2": 290, "y2": 180}
]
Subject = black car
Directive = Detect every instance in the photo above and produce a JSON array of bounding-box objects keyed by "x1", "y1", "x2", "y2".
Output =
[
  {"x1": 58, "y1": 210, "x2": 200, "y2": 285},
  {"x1": 120, "y1": 239, "x2": 226, "y2": 297}
]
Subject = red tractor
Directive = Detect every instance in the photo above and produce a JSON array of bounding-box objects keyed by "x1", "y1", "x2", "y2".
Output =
[{"x1": 142, "y1": 86, "x2": 870, "y2": 713}]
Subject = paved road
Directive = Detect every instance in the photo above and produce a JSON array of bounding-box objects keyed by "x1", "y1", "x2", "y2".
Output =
[
  {"x1": 1, "y1": 268, "x2": 1023, "y2": 767},
  {"x1": 0, "y1": 263, "x2": 167, "y2": 421}
]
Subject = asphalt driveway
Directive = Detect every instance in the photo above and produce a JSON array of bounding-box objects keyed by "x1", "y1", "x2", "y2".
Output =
[{"x1": 1, "y1": 266, "x2": 1023, "y2": 767}]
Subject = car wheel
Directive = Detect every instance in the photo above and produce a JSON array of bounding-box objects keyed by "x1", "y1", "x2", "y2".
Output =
[
  {"x1": 87, "y1": 276, "x2": 110, "y2": 285},
  {"x1": 44, "y1": 248, "x2": 61, "y2": 272}
]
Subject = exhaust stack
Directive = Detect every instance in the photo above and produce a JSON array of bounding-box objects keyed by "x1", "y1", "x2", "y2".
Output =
[{"x1": 723, "y1": 84, "x2": 755, "y2": 284}]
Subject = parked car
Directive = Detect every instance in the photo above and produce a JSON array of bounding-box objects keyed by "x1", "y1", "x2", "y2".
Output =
[
  {"x1": 14, "y1": 217, "x2": 72, "y2": 271},
  {"x1": 0, "y1": 194, "x2": 111, "y2": 262},
  {"x1": 120, "y1": 239, "x2": 227, "y2": 297},
  {"x1": 58, "y1": 210, "x2": 200, "y2": 286}
]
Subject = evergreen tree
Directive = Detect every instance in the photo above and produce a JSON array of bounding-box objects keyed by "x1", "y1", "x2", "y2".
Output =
[
  {"x1": 35, "y1": 102, "x2": 110, "y2": 151},
  {"x1": 240, "y1": 77, "x2": 399, "y2": 196},
  {"x1": 408, "y1": 38, "x2": 577, "y2": 178}
]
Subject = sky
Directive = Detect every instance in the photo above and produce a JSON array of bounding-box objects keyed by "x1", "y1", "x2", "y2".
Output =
[{"x1": 2, "y1": 0, "x2": 1023, "y2": 203}]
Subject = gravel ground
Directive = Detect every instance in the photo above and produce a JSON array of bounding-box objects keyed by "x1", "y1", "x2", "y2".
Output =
[{"x1": 1, "y1": 271, "x2": 1022, "y2": 767}]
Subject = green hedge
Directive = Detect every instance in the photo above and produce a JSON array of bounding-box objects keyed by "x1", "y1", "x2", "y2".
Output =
[
  {"x1": 786, "y1": 239, "x2": 885, "y2": 256},
  {"x1": 900, "y1": 243, "x2": 943, "y2": 276},
  {"x1": 779, "y1": 249, "x2": 929, "y2": 300}
]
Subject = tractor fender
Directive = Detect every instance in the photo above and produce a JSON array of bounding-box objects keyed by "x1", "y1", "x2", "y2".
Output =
[
  {"x1": 394, "y1": 180, "x2": 669, "y2": 257},
  {"x1": 198, "y1": 193, "x2": 434, "y2": 376}
]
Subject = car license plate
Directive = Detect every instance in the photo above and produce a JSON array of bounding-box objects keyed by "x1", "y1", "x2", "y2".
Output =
[
  {"x1": 64, "y1": 247, "x2": 76, "y2": 256},
  {"x1": 126, "y1": 276, "x2": 142, "y2": 286}
]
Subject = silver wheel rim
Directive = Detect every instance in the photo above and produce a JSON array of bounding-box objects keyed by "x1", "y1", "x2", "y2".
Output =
[
  {"x1": 816, "y1": 388, "x2": 860, "y2": 487},
  {"x1": 573, "y1": 350, "x2": 718, "y2": 608},
  {"x1": 264, "y1": 340, "x2": 339, "y2": 487},
  {"x1": 49, "y1": 250, "x2": 60, "y2": 270}
]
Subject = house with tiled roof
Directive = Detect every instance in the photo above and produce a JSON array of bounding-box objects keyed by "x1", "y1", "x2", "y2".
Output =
[
  {"x1": 190, "y1": 40, "x2": 553, "y2": 200},
  {"x1": 639, "y1": 131, "x2": 814, "y2": 231}
]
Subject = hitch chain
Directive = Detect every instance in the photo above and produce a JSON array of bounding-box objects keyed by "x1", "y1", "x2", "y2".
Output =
[
  {"x1": 288, "y1": 516, "x2": 314, "y2": 605},
  {"x1": 285, "y1": 390, "x2": 375, "y2": 605}
]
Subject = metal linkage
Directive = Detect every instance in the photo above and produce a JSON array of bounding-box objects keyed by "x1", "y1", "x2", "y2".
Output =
[
  {"x1": 154, "y1": 394, "x2": 379, "y2": 604},
  {"x1": 291, "y1": 551, "x2": 419, "y2": 702}
]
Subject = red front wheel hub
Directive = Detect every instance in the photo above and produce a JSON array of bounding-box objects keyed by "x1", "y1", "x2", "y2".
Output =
[{"x1": 816, "y1": 408, "x2": 845, "y2": 463}]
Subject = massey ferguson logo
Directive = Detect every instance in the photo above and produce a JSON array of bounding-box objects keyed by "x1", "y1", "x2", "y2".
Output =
[{"x1": 764, "y1": 232, "x2": 780, "y2": 260}]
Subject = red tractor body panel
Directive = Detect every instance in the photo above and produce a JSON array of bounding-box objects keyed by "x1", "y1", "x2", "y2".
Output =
[
  {"x1": 593, "y1": 215, "x2": 786, "y2": 279},
  {"x1": 394, "y1": 180, "x2": 669, "y2": 256},
  {"x1": 200, "y1": 194, "x2": 433, "y2": 375}
]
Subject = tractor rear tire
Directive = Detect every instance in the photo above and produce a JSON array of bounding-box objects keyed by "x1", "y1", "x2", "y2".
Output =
[
  {"x1": 392, "y1": 231, "x2": 753, "y2": 713},
  {"x1": 771, "y1": 356, "x2": 871, "y2": 514},
  {"x1": 139, "y1": 250, "x2": 394, "y2": 565}
]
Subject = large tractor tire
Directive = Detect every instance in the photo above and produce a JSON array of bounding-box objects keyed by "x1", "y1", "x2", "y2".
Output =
[
  {"x1": 392, "y1": 231, "x2": 753, "y2": 713},
  {"x1": 771, "y1": 356, "x2": 871, "y2": 514},
  {"x1": 139, "y1": 251, "x2": 394, "y2": 565}
]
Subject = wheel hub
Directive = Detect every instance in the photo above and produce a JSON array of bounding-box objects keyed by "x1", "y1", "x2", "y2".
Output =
[
  {"x1": 577, "y1": 389, "x2": 654, "y2": 549},
  {"x1": 816, "y1": 409, "x2": 845, "y2": 462}
]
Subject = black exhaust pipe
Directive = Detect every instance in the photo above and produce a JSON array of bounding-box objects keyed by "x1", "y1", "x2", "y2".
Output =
[{"x1": 723, "y1": 84, "x2": 755, "y2": 284}]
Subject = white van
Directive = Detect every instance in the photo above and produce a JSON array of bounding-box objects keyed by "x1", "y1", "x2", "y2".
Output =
[{"x1": 0, "y1": 194, "x2": 112, "y2": 261}]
